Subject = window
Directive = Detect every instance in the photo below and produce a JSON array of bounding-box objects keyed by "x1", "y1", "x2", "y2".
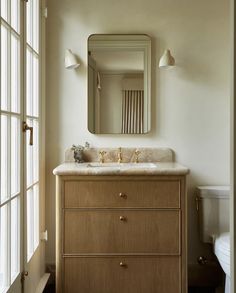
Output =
[
  {"x1": 0, "y1": 1, "x2": 21, "y2": 291},
  {"x1": 0, "y1": 0, "x2": 41, "y2": 291}
]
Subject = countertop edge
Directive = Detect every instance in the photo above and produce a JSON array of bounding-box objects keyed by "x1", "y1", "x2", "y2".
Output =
[{"x1": 53, "y1": 163, "x2": 190, "y2": 176}]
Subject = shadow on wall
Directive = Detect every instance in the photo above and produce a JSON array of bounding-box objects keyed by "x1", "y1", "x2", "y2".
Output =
[
  {"x1": 187, "y1": 176, "x2": 215, "y2": 263},
  {"x1": 45, "y1": 10, "x2": 62, "y2": 262}
]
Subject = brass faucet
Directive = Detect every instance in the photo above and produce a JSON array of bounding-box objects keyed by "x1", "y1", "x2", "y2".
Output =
[
  {"x1": 117, "y1": 147, "x2": 122, "y2": 163},
  {"x1": 134, "y1": 149, "x2": 141, "y2": 163},
  {"x1": 99, "y1": 151, "x2": 107, "y2": 163}
]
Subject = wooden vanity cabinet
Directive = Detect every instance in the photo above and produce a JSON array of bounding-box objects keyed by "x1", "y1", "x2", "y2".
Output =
[{"x1": 56, "y1": 175, "x2": 187, "y2": 293}]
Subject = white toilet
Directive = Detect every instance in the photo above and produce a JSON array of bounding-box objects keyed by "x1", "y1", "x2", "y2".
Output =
[{"x1": 197, "y1": 186, "x2": 230, "y2": 293}]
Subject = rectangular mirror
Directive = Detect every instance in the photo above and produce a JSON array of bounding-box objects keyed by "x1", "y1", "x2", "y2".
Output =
[{"x1": 88, "y1": 34, "x2": 151, "y2": 134}]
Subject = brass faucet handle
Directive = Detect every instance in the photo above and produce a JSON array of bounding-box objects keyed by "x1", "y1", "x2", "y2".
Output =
[
  {"x1": 134, "y1": 149, "x2": 141, "y2": 163},
  {"x1": 99, "y1": 151, "x2": 107, "y2": 163},
  {"x1": 117, "y1": 147, "x2": 122, "y2": 163}
]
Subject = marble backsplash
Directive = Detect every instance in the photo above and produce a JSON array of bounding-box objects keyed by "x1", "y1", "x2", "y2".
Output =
[{"x1": 65, "y1": 147, "x2": 174, "y2": 163}]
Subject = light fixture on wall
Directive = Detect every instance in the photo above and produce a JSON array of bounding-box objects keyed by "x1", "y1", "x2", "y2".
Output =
[
  {"x1": 159, "y1": 49, "x2": 175, "y2": 68},
  {"x1": 65, "y1": 49, "x2": 80, "y2": 69}
]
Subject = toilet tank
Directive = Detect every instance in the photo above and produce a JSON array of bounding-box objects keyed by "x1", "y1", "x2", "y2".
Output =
[{"x1": 197, "y1": 186, "x2": 230, "y2": 243}]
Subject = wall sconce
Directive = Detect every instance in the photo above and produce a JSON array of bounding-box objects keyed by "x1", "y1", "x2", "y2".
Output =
[
  {"x1": 65, "y1": 49, "x2": 80, "y2": 69},
  {"x1": 159, "y1": 49, "x2": 175, "y2": 68}
]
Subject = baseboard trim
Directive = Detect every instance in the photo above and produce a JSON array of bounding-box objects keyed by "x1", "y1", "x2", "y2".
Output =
[
  {"x1": 46, "y1": 263, "x2": 56, "y2": 284},
  {"x1": 35, "y1": 273, "x2": 50, "y2": 293}
]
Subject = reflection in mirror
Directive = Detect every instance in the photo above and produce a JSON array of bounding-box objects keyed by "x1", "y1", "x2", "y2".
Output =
[{"x1": 88, "y1": 34, "x2": 151, "y2": 134}]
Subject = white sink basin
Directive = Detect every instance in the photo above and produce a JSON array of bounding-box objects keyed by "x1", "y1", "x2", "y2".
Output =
[
  {"x1": 87, "y1": 162, "x2": 122, "y2": 168},
  {"x1": 87, "y1": 162, "x2": 156, "y2": 168},
  {"x1": 123, "y1": 162, "x2": 156, "y2": 168}
]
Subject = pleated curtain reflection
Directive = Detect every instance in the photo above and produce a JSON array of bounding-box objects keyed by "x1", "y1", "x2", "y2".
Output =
[{"x1": 122, "y1": 90, "x2": 144, "y2": 134}]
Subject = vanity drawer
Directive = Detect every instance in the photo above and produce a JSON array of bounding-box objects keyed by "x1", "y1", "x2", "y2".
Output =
[
  {"x1": 64, "y1": 256, "x2": 181, "y2": 293},
  {"x1": 64, "y1": 180, "x2": 180, "y2": 208},
  {"x1": 64, "y1": 210, "x2": 180, "y2": 254}
]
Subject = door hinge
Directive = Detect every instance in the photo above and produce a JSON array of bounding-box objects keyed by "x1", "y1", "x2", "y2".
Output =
[
  {"x1": 21, "y1": 271, "x2": 29, "y2": 283},
  {"x1": 21, "y1": 271, "x2": 28, "y2": 292},
  {"x1": 42, "y1": 7, "x2": 48, "y2": 18},
  {"x1": 41, "y1": 230, "x2": 48, "y2": 242}
]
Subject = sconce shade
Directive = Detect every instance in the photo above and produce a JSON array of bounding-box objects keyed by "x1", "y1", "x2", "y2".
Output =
[
  {"x1": 65, "y1": 49, "x2": 80, "y2": 69},
  {"x1": 159, "y1": 49, "x2": 175, "y2": 68}
]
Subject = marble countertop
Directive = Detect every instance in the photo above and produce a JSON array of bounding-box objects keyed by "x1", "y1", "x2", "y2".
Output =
[{"x1": 53, "y1": 162, "x2": 189, "y2": 176}]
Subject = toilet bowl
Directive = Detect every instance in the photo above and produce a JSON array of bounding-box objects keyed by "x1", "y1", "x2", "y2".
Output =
[
  {"x1": 214, "y1": 233, "x2": 230, "y2": 293},
  {"x1": 197, "y1": 186, "x2": 230, "y2": 293}
]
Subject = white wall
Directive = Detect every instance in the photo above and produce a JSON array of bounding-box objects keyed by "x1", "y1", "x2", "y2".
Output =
[
  {"x1": 46, "y1": 0, "x2": 230, "y2": 265},
  {"x1": 100, "y1": 74, "x2": 123, "y2": 133}
]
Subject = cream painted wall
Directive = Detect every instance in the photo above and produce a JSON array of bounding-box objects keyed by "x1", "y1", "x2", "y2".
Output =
[
  {"x1": 46, "y1": 0, "x2": 230, "y2": 265},
  {"x1": 100, "y1": 74, "x2": 123, "y2": 133}
]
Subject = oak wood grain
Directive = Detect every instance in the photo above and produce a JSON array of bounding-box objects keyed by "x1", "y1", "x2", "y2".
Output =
[
  {"x1": 56, "y1": 175, "x2": 187, "y2": 293},
  {"x1": 55, "y1": 176, "x2": 62, "y2": 293},
  {"x1": 64, "y1": 256, "x2": 181, "y2": 293},
  {"x1": 64, "y1": 210, "x2": 180, "y2": 254},
  {"x1": 64, "y1": 180, "x2": 180, "y2": 208}
]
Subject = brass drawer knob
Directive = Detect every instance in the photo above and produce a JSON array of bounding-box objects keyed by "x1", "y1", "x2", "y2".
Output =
[
  {"x1": 119, "y1": 216, "x2": 126, "y2": 221},
  {"x1": 119, "y1": 192, "x2": 127, "y2": 198},
  {"x1": 119, "y1": 262, "x2": 127, "y2": 268}
]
